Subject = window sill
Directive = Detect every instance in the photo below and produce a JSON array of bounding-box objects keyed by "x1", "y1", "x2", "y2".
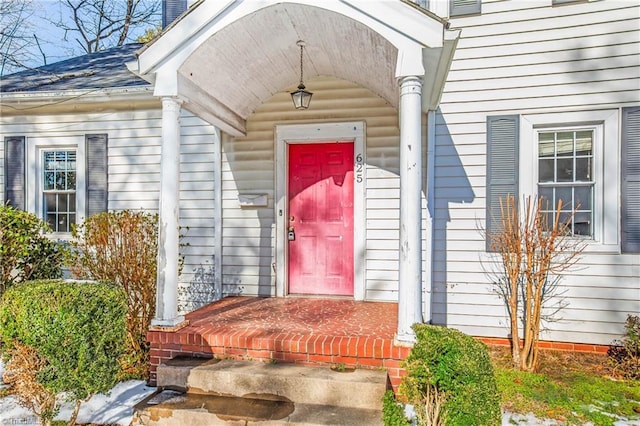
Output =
[{"x1": 578, "y1": 242, "x2": 622, "y2": 254}]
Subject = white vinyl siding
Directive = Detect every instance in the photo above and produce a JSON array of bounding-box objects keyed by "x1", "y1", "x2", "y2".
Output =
[
  {"x1": 435, "y1": 0, "x2": 640, "y2": 345},
  {"x1": 0, "y1": 109, "x2": 219, "y2": 315}
]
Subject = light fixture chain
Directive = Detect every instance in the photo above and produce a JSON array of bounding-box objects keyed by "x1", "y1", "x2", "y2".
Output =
[{"x1": 299, "y1": 43, "x2": 304, "y2": 85}]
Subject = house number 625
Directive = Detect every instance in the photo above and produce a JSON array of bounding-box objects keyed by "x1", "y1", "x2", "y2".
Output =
[{"x1": 355, "y1": 153, "x2": 363, "y2": 183}]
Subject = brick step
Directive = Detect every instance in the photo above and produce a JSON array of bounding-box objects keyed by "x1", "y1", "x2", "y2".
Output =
[
  {"x1": 156, "y1": 357, "x2": 389, "y2": 410},
  {"x1": 133, "y1": 389, "x2": 383, "y2": 426}
]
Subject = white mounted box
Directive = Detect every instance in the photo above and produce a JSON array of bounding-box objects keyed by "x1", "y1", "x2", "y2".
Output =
[{"x1": 238, "y1": 193, "x2": 268, "y2": 208}]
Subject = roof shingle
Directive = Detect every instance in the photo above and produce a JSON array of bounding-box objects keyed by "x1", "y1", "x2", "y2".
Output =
[{"x1": 0, "y1": 43, "x2": 148, "y2": 93}]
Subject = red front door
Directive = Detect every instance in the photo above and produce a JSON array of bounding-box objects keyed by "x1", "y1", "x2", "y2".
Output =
[{"x1": 288, "y1": 142, "x2": 354, "y2": 296}]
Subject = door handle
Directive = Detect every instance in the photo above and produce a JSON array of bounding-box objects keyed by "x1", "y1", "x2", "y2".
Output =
[{"x1": 288, "y1": 226, "x2": 295, "y2": 241}]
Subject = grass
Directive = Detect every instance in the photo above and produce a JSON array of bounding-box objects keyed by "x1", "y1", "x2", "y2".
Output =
[{"x1": 489, "y1": 345, "x2": 640, "y2": 425}]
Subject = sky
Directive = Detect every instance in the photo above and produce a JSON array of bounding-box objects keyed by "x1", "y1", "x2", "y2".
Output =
[{"x1": 7, "y1": 0, "x2": 161, "y2": 73}]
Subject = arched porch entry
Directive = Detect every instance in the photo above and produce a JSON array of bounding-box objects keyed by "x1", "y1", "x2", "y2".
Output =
[{"x1": 133, "y1": 0, "x2": 459, "y2": 343}]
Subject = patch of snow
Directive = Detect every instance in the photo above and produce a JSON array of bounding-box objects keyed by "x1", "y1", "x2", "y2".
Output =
[
  {"x1": 53, "y1": 381, "x2": 156, "y2": 425},
  {"x1": 502, "y1": 411, "x2": 640, "y2": 426},
  {"x1": 0, "y1": 357, "x2": 155, "y2": 426},
  {"x1": 502, "y1": 411, "x2": 562, "y2": 425}
]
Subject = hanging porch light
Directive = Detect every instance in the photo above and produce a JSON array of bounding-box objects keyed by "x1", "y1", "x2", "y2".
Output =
[{"x1": 291, "y1": 40, "x2": 313, "y2": 110}]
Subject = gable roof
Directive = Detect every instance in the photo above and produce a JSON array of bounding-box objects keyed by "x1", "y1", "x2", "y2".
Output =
[
  {"x1": 0, "y1": 43, "x2": 148, "y2": 93},
  {"x1": 133, "y1": 0, "x2": 459, "y2": 136}
]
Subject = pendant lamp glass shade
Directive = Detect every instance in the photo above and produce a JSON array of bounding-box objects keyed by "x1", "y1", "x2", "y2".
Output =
[
  {"x1": 291, "y1": 83, "x2": 312, "y2": 110},
  {"x1": 291, "y1": 41, "x2": 312, "y2": 109}
]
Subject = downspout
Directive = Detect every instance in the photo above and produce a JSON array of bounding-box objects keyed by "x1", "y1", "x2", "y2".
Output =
[
  {"x1": 423, "y1": 109, "x2": 436, "y2": 323},
  {"x1": 213, "y1": 127, "x2": 223, "y2": 299}
]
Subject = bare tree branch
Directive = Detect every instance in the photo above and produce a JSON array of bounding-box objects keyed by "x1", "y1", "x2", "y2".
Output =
[
  {"x1": 33, "y1": 33, "x2": 46, "y2": 65},
  {"x1": 54, "y1": 0, "x2": 161, "y2": 54},
  {"x1": 0, "y1": 0, "x2": 41, "y2": 75}
]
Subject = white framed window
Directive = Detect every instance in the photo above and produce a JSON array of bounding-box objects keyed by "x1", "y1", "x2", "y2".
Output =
[
  {"x1": 450, "y1": 0, "x2": 481, "y2": 17},
  {"x1": 27, "y1": 136, "x2": 86, "y2": 236},
  {"x1": 42, "y1": 150, "x2": 77, "y2": 233},
  {"x1": 537, "y1": 127, "x2": 596, "y2": 237},
  {"x1": 413, "y1": 0, "x2": 428, "y2": 9},
  {"x1": 520, "y1": 110, "x2": 619, "y2": 251}
]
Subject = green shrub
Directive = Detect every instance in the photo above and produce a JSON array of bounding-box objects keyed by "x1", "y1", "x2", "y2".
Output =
[
  {"x1": 0, "y1": 279, "x2": 127, "y2": 423},
  {"x1": 608, "y1": 314, "x2": 640, "y2": 380},
  {"x1": 68, "y1": 210, "x2": 159, "y2": 378},
  {"x1": 0, "y1": 205, "x2": 65, "y2": 295},
  {"x1": 399, "y1": 324, "x2": 501, "y2": 426},
  {"x1": 382, "y1": 390, "x2": 411, "y2": 426}
]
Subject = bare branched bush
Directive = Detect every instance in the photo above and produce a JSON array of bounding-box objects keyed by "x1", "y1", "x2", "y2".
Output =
[
  {"x1": 69, "y1": 210, "x2": 158, "y2": 378},
  {"x1": 608, "y1": 315, "x2": 640, "y2": 380},
  {"x1": 416, "y1": 384, "x2": 446, "y2": 426},
  {"x1": 3, "y1": 342, "x2": 56, "y2": 425},
  {"x1": 488, "y1": 195, "x2": 585, "y2": 372}
]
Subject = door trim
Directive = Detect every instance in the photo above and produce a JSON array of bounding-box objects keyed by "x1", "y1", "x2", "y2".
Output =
[{"x1": 275, "y1": 122, "x2": 366, "y2": 300}]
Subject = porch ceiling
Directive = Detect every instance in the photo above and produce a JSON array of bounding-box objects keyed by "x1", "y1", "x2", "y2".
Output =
[
  {"x1": 134, "y1": 0, "x2": 458, "y2": 136},
  {"x1": 177, "y1": 3, "x2": 398, "y2": 121}
]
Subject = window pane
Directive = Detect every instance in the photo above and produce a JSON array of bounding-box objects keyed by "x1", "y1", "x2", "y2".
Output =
[
  {"x1": 58, "y1": 194, "x2": 68, "y2": 212},
  {"x1": 575, "y1": 131, "x2": 593, "y2": 156},
  {"x1": 556, "y1": 186, "x2": 573, "y2": 210},
  {"x1": 69, "y1": 194, "x2": 76, "y2": 212},
  {"x1": 556, "y1": 158, "x2": 573, "y2": 182},
  {"x1": 575, "y1": 158, "x2": 591, "y2": 181},
  {"x1": 58, "y1": 214, "x2": 68, "y2": 233},
  {"x1": 556, "y1": 132, "x2": 574, "y2": 157},
  {"x1": 573, "y1": 212, "x2": 591, "y2": 236},
  {"x1": 67, "y1": 171, "x2": 76, "y2": 190},
  {"x1": 544, "y1": 212, "x2": 556, "y2": 230},
  {"x1": 55, "y1": 172, "x2": 65, "y2": 190},
  {"x1": 44, "y1": 172, "x2": 55, "y2": 190},
  {"x1": 47, "y1": 214, "x2": 56, "y2": 231},
  {"x1": 45, "y1": 193, "x2": 57, "y2": 213},
  {"x1": 558, "y1": 212, "x2": 572, "y2": 230},
  {"x1": 538, "y1": 133, "x2": 555, "y2": 157},
  {"x1": 574, "y1": 186, "x2": 592, "y2": 211},
  {"x1": 539, "y1": 159, "x2": 555, "y2": 182},
  {"x1": 539, "y1": 187, "x2": 554, "y2": 207}
]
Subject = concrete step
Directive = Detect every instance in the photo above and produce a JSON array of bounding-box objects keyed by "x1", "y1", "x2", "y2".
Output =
[
  {"x1": 157, "y1": 358, "x2": 389, "y2": 411},
  {"x1": 133, "y1": 389, "x2": 383, "y2": 425}
]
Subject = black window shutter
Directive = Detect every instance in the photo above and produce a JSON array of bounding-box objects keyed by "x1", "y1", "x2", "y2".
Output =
[
  {"x1": 450, "y1": 0, "x2": 481, "y2": 16},
  {"x1": 486, "y1": 115, "x2": 519, "y2": 252},
  {"x1": 4, "y1": 136, "x2": 26, "y2": 210},
  {"x1": 622, "y1": 107, "x2": 640, "y2": 253},
  {"x1": 86, "y1": 134, "x2": 108, "y2": 217}
]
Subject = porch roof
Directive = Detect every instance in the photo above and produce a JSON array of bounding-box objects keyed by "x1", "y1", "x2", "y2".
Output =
[{"x1": 131, "y1": 0, "x2": 460, "y2": 136}]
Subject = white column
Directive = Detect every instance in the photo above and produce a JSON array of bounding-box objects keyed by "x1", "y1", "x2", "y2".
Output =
[
  {"x1": 397, "y1": 76, "x2": 423, "y2": 343},
  {"x1": 152, "y1": 97, "x2": 184, "y2": 327}
]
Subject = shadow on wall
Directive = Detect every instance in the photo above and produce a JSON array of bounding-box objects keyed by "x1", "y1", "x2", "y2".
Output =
[
  {"x1": 257, "y1": 209, "x2": 274, "y2": 297},
  {"x1": 430, "y1": 110, "x2": 475, "y2": 327},
  {"x1": 179, "y1": 256, "x2": 218, "y2": 313},
  {"x1": 221, "y1": 131, "x2": 273, "y2": 299}
]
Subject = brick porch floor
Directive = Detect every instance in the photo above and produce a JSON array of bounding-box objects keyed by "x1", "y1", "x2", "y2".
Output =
[{"x1": 147, "y1": 297, "x2": 410, "y2": 390}]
